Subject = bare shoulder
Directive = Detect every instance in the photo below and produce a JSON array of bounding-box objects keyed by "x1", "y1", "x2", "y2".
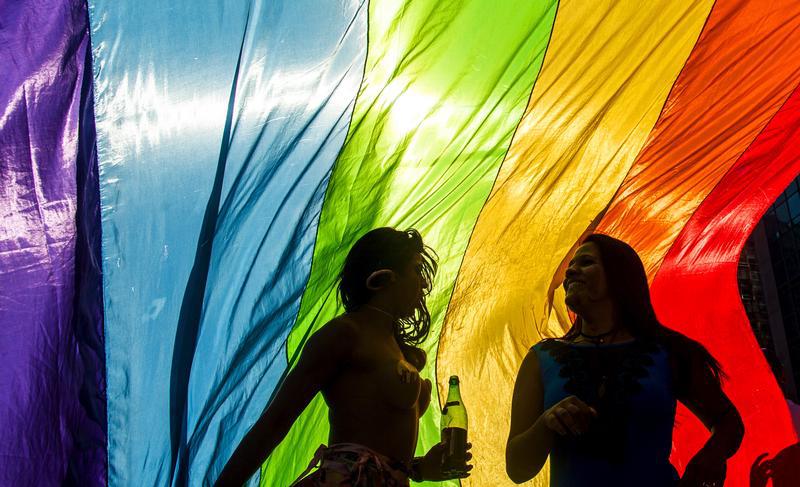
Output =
[
  {"x1": 293, "y1": 317, "x2": 362, "y2": 374},
  {"x1": 309, "y1": 316, "x2": 361, "y2": 347},
  {"x1": 509, "y1": 346, "x2": 545, "y2": 437},
  {"x1": 520, "y1": 346, "x2": 542, "y2": 373},
  {"x1": 511, "y1": 347, "x2": 543, "y2": 392}
]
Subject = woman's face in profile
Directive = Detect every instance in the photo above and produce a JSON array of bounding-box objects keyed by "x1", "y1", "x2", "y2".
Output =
[
  {"x1": 563, "y1": 242, "x2": 609, "y2": 313},
  {"x1": 393, "y1": 253, "x2": 427, "y2": 317}
]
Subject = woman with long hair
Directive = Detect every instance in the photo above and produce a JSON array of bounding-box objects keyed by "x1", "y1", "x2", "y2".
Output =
[
  {"x1": 506, "y1": 234, "x2": 744, "y2": 486},
  {"x1": 216, "y1": 227, "x2": 471, "y2": 486}
]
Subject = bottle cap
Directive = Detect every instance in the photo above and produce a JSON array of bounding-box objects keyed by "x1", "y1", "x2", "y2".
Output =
[{"x1": 449, "y1": 375, "x2": 459, "y2": 385}]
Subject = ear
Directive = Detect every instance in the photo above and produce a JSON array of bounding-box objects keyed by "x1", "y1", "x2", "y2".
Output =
[{"x1": 366, "y1": 269, "x2": 396, "y2": 291}]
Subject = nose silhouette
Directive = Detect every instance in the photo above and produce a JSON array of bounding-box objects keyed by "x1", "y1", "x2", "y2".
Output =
[{"x1": 565, "y1": 266, "x2": 579, "y2": 279}]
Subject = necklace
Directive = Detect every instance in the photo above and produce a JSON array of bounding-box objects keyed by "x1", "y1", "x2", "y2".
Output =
[
  {"x1": 364, "y1": 304, "x2": 396, "y2": 321},
  {"x1": 579, "y1": 328, "x2": 617, "y2": 344}
]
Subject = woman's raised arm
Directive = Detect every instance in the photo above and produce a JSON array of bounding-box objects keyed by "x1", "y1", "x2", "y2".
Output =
[{"x1": 214, "y1": 318, "x2": 358, "y2": 487}]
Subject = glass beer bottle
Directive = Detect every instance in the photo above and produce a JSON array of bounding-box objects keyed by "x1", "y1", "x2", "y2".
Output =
[{"x1": 440, "y1": 375, "x2": 468, "y2": 475}]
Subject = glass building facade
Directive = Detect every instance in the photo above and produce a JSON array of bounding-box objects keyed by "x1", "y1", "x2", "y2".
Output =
[
  {"x1": 739, "y1": 239, "x2": 772, "y2": 349},
  {"x1": 763, "y1": 180, "x2": 800, "y2": 390},
  {"x1": 740, "y1": 177, "x2": 800, "y2": 401}
]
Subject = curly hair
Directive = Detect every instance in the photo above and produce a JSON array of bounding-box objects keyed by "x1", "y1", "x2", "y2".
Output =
[{"x1": 338, "y1": 227, "x2": 438, "y2": 346}]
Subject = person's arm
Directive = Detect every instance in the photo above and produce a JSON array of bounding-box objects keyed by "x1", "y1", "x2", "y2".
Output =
[
  {"x1": 678, "y1": 350, "x2": 745, "y2": 486},
  {"x1": 411, "y1": 441, "x2": 473, "y2": 482},
  {"x1": 505, "y1": 349, "x2": 596, "y2": 483},
  {"x1": 214, "y1": 319, "x2": 358, "y2": 487}
]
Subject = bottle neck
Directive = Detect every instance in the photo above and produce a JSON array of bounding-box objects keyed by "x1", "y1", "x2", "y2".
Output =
[
  {"x1": 441, "y1": 383, "x2": 467, "y2": 430},
  {"x1": 446, "y1": 384, "x2": 462, "y2": 402}
]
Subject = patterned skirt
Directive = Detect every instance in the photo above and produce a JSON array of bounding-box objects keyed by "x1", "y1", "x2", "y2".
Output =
[{"x1": 291, "y1": 443, "x2": 411, "y2": 487}]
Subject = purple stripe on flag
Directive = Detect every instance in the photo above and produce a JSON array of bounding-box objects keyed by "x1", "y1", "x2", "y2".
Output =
[{"x1": 0, "y1": 0, "x2": 106, "y2": 485}]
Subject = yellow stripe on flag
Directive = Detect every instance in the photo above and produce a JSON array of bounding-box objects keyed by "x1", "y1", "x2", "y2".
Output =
[{"x1": 437, "y1": 1, "x2": 714, "y2": 485}]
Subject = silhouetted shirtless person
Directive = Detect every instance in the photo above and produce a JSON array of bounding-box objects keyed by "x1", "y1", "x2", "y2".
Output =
[{"x1": 215, "y1": 228, "x2": 472, "y2": 486}]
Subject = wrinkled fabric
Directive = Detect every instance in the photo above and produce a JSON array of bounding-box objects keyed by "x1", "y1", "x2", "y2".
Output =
[
  {"x1": 594, "y1": 1, "x2": 800, "y2": 481},
  {"x1": 598, "y1": 0, "x2": 800, "y2": 278},
  {"x1": 88, "y1": 0, "x2": 367, "y2": 485},
  {"x1": 438, "y1": 2, "x2": 715, "y2": 484},
  {"x1": 65, "y1": 1, "x2": 800, "y2": 486},
  {"x1": 650, "y1": 82, "x2": 800, "y2": 483},
  {"x1": 0, "y1": 0, "x2": 106, "y2": 485},
  {"x1": 264, "y1": 1, "x2": 559, "y2": 485}
]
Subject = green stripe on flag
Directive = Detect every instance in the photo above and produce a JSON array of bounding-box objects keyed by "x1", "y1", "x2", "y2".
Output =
[{"x1": 261, "y1": 1, "x2": 558, "y2": 484}]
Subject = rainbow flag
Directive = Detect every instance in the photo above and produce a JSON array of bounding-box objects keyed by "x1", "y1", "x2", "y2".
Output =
[{"x1": 3, "y1": 0, "x2": 800, "y2": 485}]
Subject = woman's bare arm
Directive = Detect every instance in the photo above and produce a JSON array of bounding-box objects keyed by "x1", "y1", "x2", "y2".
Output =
[
  {"x1": 214, "y1": 318, "x2": 358, "y2": 487},
  {"x1": 506, "y1": 350, "x2": 552, "y2": 483},
  {"x1": 505, "y1": 348, "x2": 597, "y2": 484},
  {"x1": 678, "y1": 351, "x2": 744, "y2": 485}
]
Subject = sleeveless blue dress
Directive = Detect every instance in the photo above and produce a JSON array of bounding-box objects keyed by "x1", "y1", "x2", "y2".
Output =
[{"x1": 532, "y1": 339, "x2": 679, "y2": 487}]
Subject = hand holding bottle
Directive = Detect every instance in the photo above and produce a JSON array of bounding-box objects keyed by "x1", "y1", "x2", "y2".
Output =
[{"x1": 415, "y1": 441, "x2": 473, "y2": 480}]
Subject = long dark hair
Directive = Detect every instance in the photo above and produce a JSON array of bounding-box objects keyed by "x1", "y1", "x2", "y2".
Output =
[
  {"x1": 564, "y1": 233, "x2": 724, "y2": 391},
  {"x1": 338, "y1": 227, "x2": 438, "y2": 347}
]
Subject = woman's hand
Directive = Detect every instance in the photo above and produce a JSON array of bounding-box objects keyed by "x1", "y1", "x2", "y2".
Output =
[
  {"x1": 678, "y1": 449, "x2": 726, "y2": 487},
  {"x1": 541, "y1": 395, "x2": 597, "y2": 436},
  {"x1": 749, "y1": 453, "x2": 771, "y2": 487},
  {"x1": 416, "y1": 442, "x2": 473, "y2": 481},
  {"x1": 214, "y1": 319, "x2": 357, "y2": 486},
  {"x1": 396, "y1": 359, "x2": 420, "y2": 384}
]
